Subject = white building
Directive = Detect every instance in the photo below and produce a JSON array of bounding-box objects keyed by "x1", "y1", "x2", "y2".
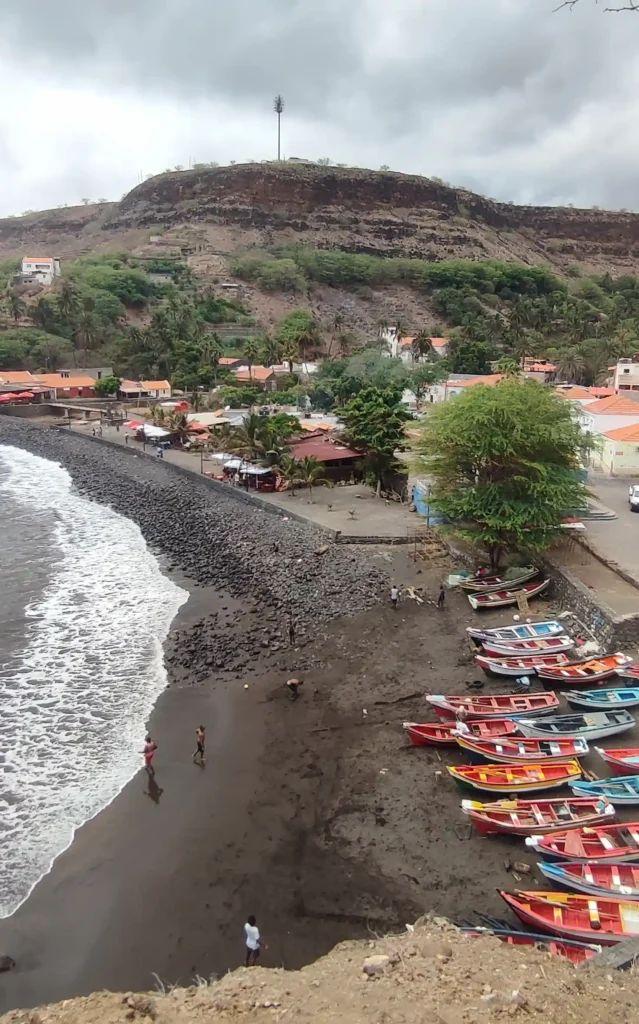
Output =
[
  {"x1": 580, "y1": 394, "x2": 639, "y2": 436},
  {"x1": 380, "y1": 328, "x2": 448, "y2": 364},
  {"x1": 21, "y1": 256, "x2": 61, "y2": 286},
  {"x1": 613, "y1": 358, "x2": 639, "y2": 395},
  {"x1": 431, "y1": 373, "x2": 505, "y2": 402}
]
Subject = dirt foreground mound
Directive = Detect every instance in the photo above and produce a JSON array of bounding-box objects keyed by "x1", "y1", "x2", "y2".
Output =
[{"x1": 3, "y1": 918, "x2": 636, "y2": 1024}]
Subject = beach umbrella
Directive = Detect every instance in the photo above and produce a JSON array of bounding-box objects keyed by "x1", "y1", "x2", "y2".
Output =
[
  {"x1": 124, "y1": 419, "x2": 143, "y2": 428},
  {"x1": 16, "y1": 392, "x2": 34, "y2": 399},
  {"x1": 0, "y1": 394, "x2": 14, "y2": 401}
]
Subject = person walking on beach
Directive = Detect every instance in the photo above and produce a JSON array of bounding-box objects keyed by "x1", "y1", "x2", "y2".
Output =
[
  {"x1": 437, "y1": 584, "x2": 445, "y2": 609},
  {"x1": 193, "y1": 724, "x2": 206, "y2": 764},
  {"x1": 244, "y1": 915, "x2": 261, "y2": 967},
  {"x1": 390, "y1": 584, "x2": 399, "y2": 610},
  {"x1": 125, "y1": 434, "x2": 129, "y2": 445},
  {"x1": 142, "y1": 735, "x2": 157, "y2": 775},
  {"x1": 156, "y1": 445, "x2": 164, "y2": 459}
]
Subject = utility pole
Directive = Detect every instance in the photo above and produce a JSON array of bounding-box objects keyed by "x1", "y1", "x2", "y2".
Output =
[{"x1": 273, "y1": 95, "x2": 284, "y2": 161}]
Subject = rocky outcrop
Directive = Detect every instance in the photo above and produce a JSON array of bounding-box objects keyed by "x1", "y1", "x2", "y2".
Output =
[{"x1": 2, "y1": 163, "x2": 639, "y2": 273}]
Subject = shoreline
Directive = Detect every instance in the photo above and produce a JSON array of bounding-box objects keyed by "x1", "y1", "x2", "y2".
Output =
[{"x1": 0, "y1": 419, "x2": 547, "y2": 1014}]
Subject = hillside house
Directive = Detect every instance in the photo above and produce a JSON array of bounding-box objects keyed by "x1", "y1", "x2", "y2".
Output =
[
  {"x1": 380, "y1": 328, "x2": 448, "y2": 363},
  {"x1": 35, "y1": 374, "x2": 96, "y2": 399},
  {"x1": 21, "y1": 257, "x2": 61, "y2": 286},
  {"x1": 580, "y1": 394, "x2": 639, "y2": 436},
  {"x1": 594, "y1": 423, "x2": 639, "y2": 476},
  {"x1": 141, "y1": 380, "x2": 171, "y2": 399},
  {"x1": 523, "y1": 359, "x2": 557, "y2": 383},
  {"x1": 59, "y1": 366, "x2": 113, "y2": 381},
  {"x1": 613, "y1": 358, "x2": 639, "y2": 395},
  {"x1": 431, "y1": 373, "x2": 505, "y2": 402},
  {"x1": 233, "y1": 366, "x2": 277, "y2": 391}
]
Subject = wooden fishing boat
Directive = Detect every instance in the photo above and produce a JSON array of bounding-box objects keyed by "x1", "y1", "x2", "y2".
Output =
[
  {"x1": 515, "y1": 710, "x2": 635, "y2": 741},
  {"x1": 468, "y1": 579, "x2": 549, "y2": 610},
  {"x1": 467, "y1": 620, "x2": 565, "y2": 645},
  {"x1": 500, "y1": 890, "x2": 639, "y2": 945},
  {"x1": 456, "y1": 735, "x2": 588, "y2": 765},
  {"x1": 461, "y1": 796, "x2": 615, "y2": 836},
  {"x1": 539, "y1": 861, "x2": 639, "y2": 900},
  {"x1": 481, "y1": 636, "x2": 575, "y2": 658},
  {"x1": 596, "y1": 747, "x2": 639, "y2": 776},
  {"x1": 526, "y1": 821, "x2": 639, "y2": 862},
  {"x1": 536, "y1": 653, "x2": 633, "y2": 685},
  {"x1": 618, "y1": 665, "x2": 639, "y2": 681},
  {"x1": 461, "y1": 926, "x2": 602, "y2": 964},
  {"x1": 460, "y1": 567, "x2": 538, "y2": 593},
  {"x1": 402, "y1": 719, "x2": 519, "y2": 747},
  {"x1": 565, "y1": 687, "x2": 639, "y2": 711},
  {"x1": 427, "y1": 692, "x2": 560, "y2": 721},
  {"x1": 476, "y1": 652, "x2": 570, "y2": 677},
  {"x1": 571, "y1": 776, "x2": 639, "y2": 806},
  {"x1": 448, "y1": 760, "x2": 582, "y2": 795}
]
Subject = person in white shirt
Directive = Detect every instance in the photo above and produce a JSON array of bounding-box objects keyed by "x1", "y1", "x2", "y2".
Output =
[
  {"x1": 390, "y1": 585, "x2": 399, "y2": 609},
  {"x1": 452, "y1": 718, "x2": 470, "y2": 737},
  {"x1": 244, "y1": 914, "x2": 261, "y2": 966}
]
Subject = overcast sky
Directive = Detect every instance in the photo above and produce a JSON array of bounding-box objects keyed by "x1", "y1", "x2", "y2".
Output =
[{"x1": 0, "y1": 0, "x2": 637, "y2": 217}]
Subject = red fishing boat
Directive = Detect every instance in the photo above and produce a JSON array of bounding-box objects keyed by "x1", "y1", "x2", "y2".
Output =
[
  {"x1": 618, "y1": 665, "x2": 639, "y2": 682},
  {"x1": 461, "y1": 796, "x2": 615, "y2": 836},
  {"x1": 596, "y1": 747, "x2": 639, "y2": 776},
  {"x1": 468, "y1": 579, "x2": 549, "y2": 610},
  {"x1": 501, "y1": 890, "x2": 639, "y2": 945},
  {"x1": 462, "y1": 927, "x2": 601, "y2": 964},
  {"x1": 427, "y1": 692, "x2": 559, "y2": 721},
  {"x1": 402, "y1": 719, "x2": 518, "y2": 747},
  {"x1": 480, "y1": 636, "x2": 574, "y2": 657},
  {"x1": 526, "y1": 821, "x2": 639, "y2": 862},
  {"x1": 536, "y1": 653, "x2": 633, "y2": 685},
  {"x1": 476, "y1": 652, "x2": 570, "y2": 677},
  {"x1": 448, "y1": 760, "x2": 582, "y2": 795},
  {"x1": 456, "y1": 735, "x2": 589, "y2": 764}
]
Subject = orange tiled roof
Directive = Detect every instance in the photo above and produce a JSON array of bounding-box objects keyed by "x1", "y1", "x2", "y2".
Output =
[
  {"x1": 234, "y1": 366, "x2": 274, "y2": 382},
  {"x1": 141, "y1": 380, "x2": 170, "y2": 390},
  {"x1": 0, "y1": 371, "x2": 38, "y2": 384},
  {"x1": 555, "y1": 386, "x2": 595, "y2": 400},
  {"x1": 429, "y1": 337, "x2": 449, "y2": 348},
  {"x1": 605, "y1": 423, "x2": 639, "y2": 442},
  {"x1": 24, "y1": 257, "x2": 53, "y2": 263},
  {"x1": 35, "y1": 373, "x2": 96, "y2": 388},
  {"x1": 450, "y1": 374, "x2": 505, "y2": 388},
  {"x1": 588, "y1": 386, "x2": 615, "y2": 397},
  {"x1": 585, "y1": 395, "x2": 639, "y2": 416},
  {"x1": 219, "y1": 357, "x2": 243, "y2": 365},
  {"x1": 527, "y1": 363, "x2": 557, "y2": 372}
]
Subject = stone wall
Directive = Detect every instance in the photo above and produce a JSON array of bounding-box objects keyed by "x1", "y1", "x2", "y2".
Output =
[{"x1": 544, "y1": 558, "x2": 639, "y2": 649}]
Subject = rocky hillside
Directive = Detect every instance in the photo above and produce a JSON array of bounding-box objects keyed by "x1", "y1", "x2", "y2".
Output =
[
  {"x1": 3, "y1": 162, "x2": 639, "y2": 337},
  {"x1": 1, "y1": 917, "x2": 634, "y2": 1024}
]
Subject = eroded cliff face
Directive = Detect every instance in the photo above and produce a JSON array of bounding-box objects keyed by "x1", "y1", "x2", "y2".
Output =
[{"x1": 1, "y1": 163, "x2": 639, "y2": 274}]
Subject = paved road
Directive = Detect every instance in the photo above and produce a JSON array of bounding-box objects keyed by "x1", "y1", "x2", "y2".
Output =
[{"x1": 587, "y1": 472, "x2": 639, "y2": 581}]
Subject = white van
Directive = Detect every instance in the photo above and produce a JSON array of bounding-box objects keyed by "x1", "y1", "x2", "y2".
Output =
[{"x1": 630, "y1": 485, "x2": 639, "y2": 512}]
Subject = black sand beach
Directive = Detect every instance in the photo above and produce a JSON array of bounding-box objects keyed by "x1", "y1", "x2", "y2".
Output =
[{"x1": 0, "y1": 421, "x2": 549, "y2": 1012}]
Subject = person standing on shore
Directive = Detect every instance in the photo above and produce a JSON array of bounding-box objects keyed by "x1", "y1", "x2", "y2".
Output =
[
  {"x1": 390, "y1": 585, "x2": 399, "y2": 610},
  {"x1": 437, "y1": 584, "x2": 445, "y2": 609},
  {"x1": 142, "y1": 735, "x2": 157, "y2": 775},
  {"x1": 193, "y1": 724, "x2": 206, "y2": 764},
  {"x1": 125, "y1": 434, "x2": 129, "y2": 446},
  {"x1": 244, "y1": 915, "x2": 261, "y2": 966}
]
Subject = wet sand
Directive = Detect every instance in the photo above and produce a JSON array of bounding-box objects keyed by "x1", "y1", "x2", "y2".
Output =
[{"x1": 0, "y1": 550, "x2": 559, "y2": 1013}]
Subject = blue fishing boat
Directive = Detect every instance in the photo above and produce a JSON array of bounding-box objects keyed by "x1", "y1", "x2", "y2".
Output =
[
  {"x1": 565, "y1": 687, "x2": 639, "y2": 711},
  {"x1": 538, "y1": 860, "x2": 639, "y2": 900},
  {"x1": 571, "y1": 775, "x2": 639, "y2": 805},
  {"x1": 466, "y1": 620, "x2": 564, "y2": 644}
]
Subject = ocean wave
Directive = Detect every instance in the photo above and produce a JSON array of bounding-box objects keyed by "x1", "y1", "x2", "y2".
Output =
[{"x1": 0, "y1": 445, "x2": 188, "y2": 917}]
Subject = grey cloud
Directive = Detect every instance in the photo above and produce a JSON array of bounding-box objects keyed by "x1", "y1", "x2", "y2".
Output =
[{"x1": 1, "y1": 0, "x2": 639, "y2": 208}]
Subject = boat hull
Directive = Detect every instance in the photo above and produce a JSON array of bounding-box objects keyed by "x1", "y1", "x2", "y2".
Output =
[
  {"x1": 596, "y1": 747, "x2": 639, "y2": 777},
  {"x1": 537, "y1": 654, "x2": 633, "y2": 686},
  {"x1": 539, "y1": 861, "x2": 639, "y2": 900},
  {"x1": 403, "y1": 720, "x2": 518, "y2": 746},
  {"x1": 462, "y1": 926, "x2": 600, "y2": 964},
  {"x1": 460, "y1": 568, "x2": 538, "y2": 593},
  {"x1": 526, "y1": 822, "x2": 639, "y2": 862},
  {"x1": 481, "y1": 637, "x2": 574, "y2": 658},
  {"x1": 456, "y1": 735, "x2": 588, "y2": 765},
  {"x1": 427, "y1": 693, "x2": 560, "y2": 721},
  {"x1": 477, "y1": 653, "x2": 569, "y2": 677},
  {"x1": 571, "y1": 776, "x2": 639, "y2": 805},
  {"x1": 461, "y1": 796, "x2": 615, "y2": 836},
  {"x1": 466, "y1": 621, "x2": 564, "y2": 644},
  {"x1": 515, "y1": 711, "x2": 635, "y2": 742},
  {"x1": 500, "y1": 891, "x2": 633, "y2": 945},
  {"x1": 448, "y1": 760, "x2": 582, "y2": 795},
  {"x1": 565, "y1": 687, "x2": 639, "y2": 711},
  {"x1": 468, "y1": 579, "x2": 549, "y2": 610}
]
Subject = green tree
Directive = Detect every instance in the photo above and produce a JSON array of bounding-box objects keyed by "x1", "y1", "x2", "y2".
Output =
[
  {"x1": 495, "y1": 357, "x2": 520, "y2": 376},
  {"x1": 243, "y1": 337, "x2": 260, "y2": 379},
  {"x1": 341, "y1": 386, "x2": 411, "y2": 496},
  {"x1": 57, "y1": 279, "x2": 81, "y2": 321},
  {"x1": 5, "y1": 288, "x2": 25, "y2": 326},
  {"x1": 411, "y1": 330, "x2": 433, "y2": 362},
  {"x1": 293, "y1": 455, "x2": 330, "y2": 503},
  {"x1": 556, "y1": 347, "x2": 587, "y2": 383},
  {"x1": 260, "y1": 334, "x2": 282, "y2": 366},
  {"x1": 93, "y1": 375, "x2": 122, "y2": 397},
  {"x1": 280, "y1": 454, "x2": 301, "y2": 495},
  {"x1": 267, "y1": 412, "x2": 302, "y2": 439},
  {"x1": 411, "y1": 378, "x2": 593, "y2": 570},
  {"x1": 410, "y1": 363, "x2": 447, "y2": 403},
  {"x1": 446, "y1": 336, "x2": 493, "y2": 375}
]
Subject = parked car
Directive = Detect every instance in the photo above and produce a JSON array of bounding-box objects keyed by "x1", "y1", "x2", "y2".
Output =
[{"x1": 629, "y1": 485, "x2": 639, "y2": 512}]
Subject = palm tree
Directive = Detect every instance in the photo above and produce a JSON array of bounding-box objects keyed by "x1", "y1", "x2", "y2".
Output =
[
  {"x1": 30, "y1": 296, "x2": 57, "y2": 333},
  {"x1": 228, "y1": 412, "x2": 264, "y2": 462},
  {"x1": 5, "y1": 288, "x2": 25, "y2": 326},
  {"x1": 58, "y1": 279, "x2": 80, "y2": 322},
  {"x1": 167, "y1": 412, "x2": 191, "y2": 446},
  {"x1": 281, "y1": 337, "x2": 299, "y2": 374},
  {"x1": 260, "y1": 334, "x2": 282, "y2": 367},
  {"x1": 72, "y1": 309, "x2": 98, "y2": 367},
  {"x1": 294, "y1": 455, "x2": 330, "y2": 503},
  {"x1": 274, "y1": 95, "x2": 285, "y2": 160},
  {"x1": 411, "y1": 330, "x2": 433, "y2": 362},
  {"x1": 495, "y1": 357, "x2": 520, "y2": 376},
  {"x1": 556, "y1": 347, "x2": 587, "y2": 383},
  {"x1": 394, "y1": 320, "x2": 407, "y2": 352},
  {"x1": 280, "y1": 454, "x2": 300, "y2": 496},
  {"x1": 243, "y1": 337, "x2": 260, "y2": 379}
]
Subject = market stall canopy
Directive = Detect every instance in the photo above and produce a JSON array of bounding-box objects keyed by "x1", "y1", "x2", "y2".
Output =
[
  {"x1": 16, "y1": 392, "x2": 34, "y2": 399},
  {"x1": 223, "y1": 458, "x2": 272, "y2": 475},
  {"x1": 140, "y1": 424, "x2": 171, "y2": 438}
]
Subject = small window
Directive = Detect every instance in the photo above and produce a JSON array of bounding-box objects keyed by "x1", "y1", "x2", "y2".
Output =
[
  {"x1": 620, "y1": 385, "x2": 631, "y2": 390},
  {"x1": 624, "y1": 368, "x2": 630, "y2": 373}
]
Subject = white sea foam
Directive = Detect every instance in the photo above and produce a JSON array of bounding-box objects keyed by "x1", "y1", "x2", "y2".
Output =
[{"x1": 0, "y1": 445, "x2": 188, "y2": 917}]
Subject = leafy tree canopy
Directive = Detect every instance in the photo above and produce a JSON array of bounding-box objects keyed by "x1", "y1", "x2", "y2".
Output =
[
  {"x1": 93, "y1": 375, "x2": 122, "y2": 397},
  {"x1": 411, "y1": 378, "x2": 594, "y2": 569}
]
